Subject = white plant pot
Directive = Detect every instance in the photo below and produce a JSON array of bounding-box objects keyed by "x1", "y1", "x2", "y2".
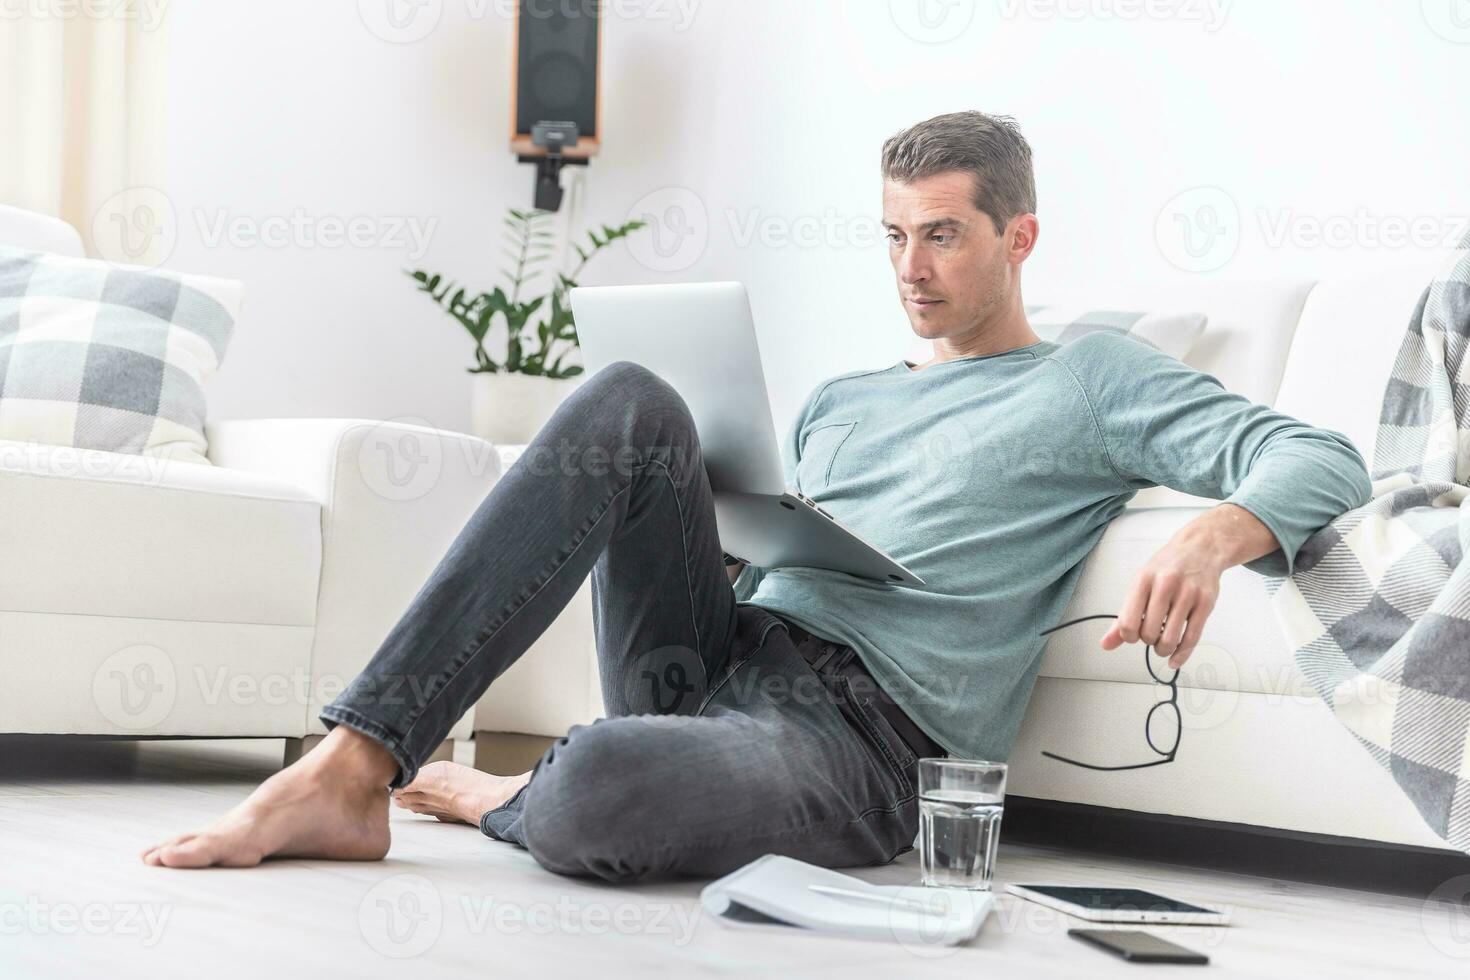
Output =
[{"x1": 469, "y1": 371, "x2": 584, "y2": 446}]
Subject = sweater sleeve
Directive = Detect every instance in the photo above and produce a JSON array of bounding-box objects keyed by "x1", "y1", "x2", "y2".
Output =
[{"x1": 1056, "y1": 333, "x2": 1373, "y2": 576}]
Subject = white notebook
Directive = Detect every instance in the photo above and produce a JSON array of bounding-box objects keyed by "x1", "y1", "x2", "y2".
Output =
[{"x1": 700, "y1": 854, "x2": 993, "y2": 946}]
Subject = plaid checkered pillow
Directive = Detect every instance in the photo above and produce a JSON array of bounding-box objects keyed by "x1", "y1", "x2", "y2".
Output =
[
  {"x1": 0, "y1": 246, "x2": 241, "y2": 466},
  {"x1": 1024, "y1": 306, "x2": 1207, "y2": 361}
]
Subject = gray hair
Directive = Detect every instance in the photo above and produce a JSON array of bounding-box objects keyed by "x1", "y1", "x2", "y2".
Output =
[{"x1": 880, "y1": 111, "x2": 1037, "y2": 234}]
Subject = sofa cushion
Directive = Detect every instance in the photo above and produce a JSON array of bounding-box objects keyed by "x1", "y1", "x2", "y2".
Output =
[
  {"x1": 0, "y1": 440, "x2": 321, "y2": 627},
  {"x1": 1038, "y1": 506, "x2": 1313, "y2": 701},
  {"x1": 1273, "y1": 254, "x2": 1451, "y2": 463},
  {"x1": 1025, "y1": 306, "x2": 1207, "y2": 361},
  {"x1": 0, "y1": 205, "x2": 84, "y2": 257},
  {"x1": 0, "y1": 246, "x2": 241, "y2": 466}
]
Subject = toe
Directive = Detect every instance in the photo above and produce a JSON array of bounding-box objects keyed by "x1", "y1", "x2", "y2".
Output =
[
  {"x1": 142, "y1": 834, "x2": 196, "y2": 866},
  {"x1": 157, "y1": 834, "x2": 257, "y2": 869},
  {"x1": 393, "y1": 792, "x2": 438, "y2": 815}
]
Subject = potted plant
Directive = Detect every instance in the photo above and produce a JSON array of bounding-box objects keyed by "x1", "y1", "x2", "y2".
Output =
[{"x1": 408, "y1": 208, "x2": 647, "y2": 445}]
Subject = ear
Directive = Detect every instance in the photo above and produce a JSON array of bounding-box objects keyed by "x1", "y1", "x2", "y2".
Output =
[{"x1": 1006, "y1": 213, "x2": 1040, "y2": 265}]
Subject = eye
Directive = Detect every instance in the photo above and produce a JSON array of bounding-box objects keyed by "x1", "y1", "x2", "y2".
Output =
[
  {"x1": 931, "y1": 233, "x2": 954, "y2": 245},
  {"x1": 886, "y1": 232, "x2": 904, "y2": 246}
]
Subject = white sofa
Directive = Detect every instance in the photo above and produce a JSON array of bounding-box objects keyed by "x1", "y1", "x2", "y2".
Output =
[
  {"x1": 0, "y1": 205, "x2": 602, "y2": 763},
  {"x1": 1008, "y1": 260, "x2": 1455, "y2": 853}
]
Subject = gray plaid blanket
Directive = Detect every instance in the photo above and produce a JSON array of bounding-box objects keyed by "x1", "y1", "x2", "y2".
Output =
[{"x1": 1267, "y1": 241, "x2": 1470, "y2": 853}]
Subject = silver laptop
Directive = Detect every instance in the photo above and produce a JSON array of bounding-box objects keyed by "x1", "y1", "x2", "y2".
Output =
[{"x1": 570, "y1": 281, "x2": 923, "y2": 588}]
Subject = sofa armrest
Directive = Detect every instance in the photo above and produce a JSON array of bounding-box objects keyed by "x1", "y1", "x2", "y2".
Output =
[{"x1": 206, "y1": 418, "x2": 503, "y2": 738}]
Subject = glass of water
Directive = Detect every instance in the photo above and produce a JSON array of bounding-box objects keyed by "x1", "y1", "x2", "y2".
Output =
[{"x1": 918, "y1": 758, "x2": 1007, "y2": 890}]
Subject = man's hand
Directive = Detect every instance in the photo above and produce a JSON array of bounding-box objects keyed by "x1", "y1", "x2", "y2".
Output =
[{"x1": 1099, "y1": 503, "x2": 1279, "y2": 669}]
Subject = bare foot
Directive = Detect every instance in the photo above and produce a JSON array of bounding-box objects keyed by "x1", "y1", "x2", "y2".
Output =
[
  {"x1": 140, "y1": 727, "x2": 398, "y2": 869},
  {"x1": 392, "y1": 761, "x2": 531, "y2": 825}
]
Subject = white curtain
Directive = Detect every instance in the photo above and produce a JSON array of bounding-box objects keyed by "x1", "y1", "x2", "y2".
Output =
[{"x1": 0, "y1": 3, "x2": 172, "y2": 263}]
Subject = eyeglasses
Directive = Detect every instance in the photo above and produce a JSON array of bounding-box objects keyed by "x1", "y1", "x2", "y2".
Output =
[{"x1": 1037, "y1": 613, "x2": 1180, "y2": 772}]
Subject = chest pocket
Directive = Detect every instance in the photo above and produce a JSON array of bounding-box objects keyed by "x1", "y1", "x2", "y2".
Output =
[{"x1": 796, "y1": 421, "x2": 859, "y2": 494}]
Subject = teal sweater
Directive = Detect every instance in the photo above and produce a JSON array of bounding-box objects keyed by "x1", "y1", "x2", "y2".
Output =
[{"x1": 735, "y1": 333, "x2": 1371, "y2": 761}]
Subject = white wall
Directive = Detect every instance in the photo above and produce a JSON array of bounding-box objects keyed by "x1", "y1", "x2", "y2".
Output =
[{"x1": 160, "y1": 0, "x2": 1470, "y2": 436}]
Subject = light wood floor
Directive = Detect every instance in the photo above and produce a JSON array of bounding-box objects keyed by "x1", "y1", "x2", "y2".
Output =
[{"x1": 0, "y1": 737, "x2": 1464, "y2": 978}]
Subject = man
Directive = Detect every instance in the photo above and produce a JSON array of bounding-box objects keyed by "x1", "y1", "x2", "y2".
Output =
[{"x1": 141, "y1": 111, "x2": 1370, "y2": 878}]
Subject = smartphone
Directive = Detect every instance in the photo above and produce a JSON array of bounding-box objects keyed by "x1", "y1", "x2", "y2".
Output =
[
  {"x1": 1006, "y1": 884, "x2": 1227, "y2": 925},
  {"x1": 1070, "y1": 928, "x2": 1209, "y2": 964}
]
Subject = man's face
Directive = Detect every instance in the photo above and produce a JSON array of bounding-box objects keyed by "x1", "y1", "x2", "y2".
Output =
[{"x1": 881, "y1": 171, "x2": 1021, "y2": 343}]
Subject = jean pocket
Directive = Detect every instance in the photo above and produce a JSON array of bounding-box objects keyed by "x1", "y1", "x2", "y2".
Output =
[
  {"x1": 837, "y1": 674, "x2": 918, "y2": 801},
  {"x1": 796, "y1": 420, "x2": 858, "y2": 493}
]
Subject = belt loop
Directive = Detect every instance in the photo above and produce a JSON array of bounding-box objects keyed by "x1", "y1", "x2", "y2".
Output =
[{"x1": 810, "y1": 643, "x2": 836, "y2": 672}]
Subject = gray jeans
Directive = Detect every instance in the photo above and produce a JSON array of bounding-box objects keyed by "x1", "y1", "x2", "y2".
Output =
[{"x1": 322, "y1": 361, "x2": 920, "y2": 881}]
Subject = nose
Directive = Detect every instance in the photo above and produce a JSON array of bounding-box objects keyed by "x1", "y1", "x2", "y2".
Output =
[{"x1": 896, "y1": 242, "x2": 930, "y2": 286}]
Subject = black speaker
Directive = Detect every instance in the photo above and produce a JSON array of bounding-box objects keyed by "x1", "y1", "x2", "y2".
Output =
[{"x1": 512, "y1": 0, "x2": 600, "y2": 158}]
